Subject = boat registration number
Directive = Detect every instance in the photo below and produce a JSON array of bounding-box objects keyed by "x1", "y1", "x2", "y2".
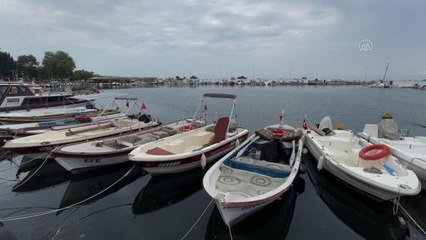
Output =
[{"x1": 84, "y1": 158, "x2": 101, "y2": 163}]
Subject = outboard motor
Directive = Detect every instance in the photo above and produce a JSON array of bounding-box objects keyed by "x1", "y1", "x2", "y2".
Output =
[
  {"x1": 85, "y1": 102, "x2": 96, "y2": 109},
  {"x1": 378, "y1": 113, "x2": 400, "y2": 140},
  {"x1": 139, "y1": 114, "x2": 152, "y2": 123}
]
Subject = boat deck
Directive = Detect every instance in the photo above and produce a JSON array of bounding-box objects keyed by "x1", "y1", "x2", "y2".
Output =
[{"x1": 216, "y1": 157, "x2": 291, "y2": 200}]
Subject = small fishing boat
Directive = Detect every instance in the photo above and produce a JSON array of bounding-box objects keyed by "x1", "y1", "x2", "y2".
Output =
[
  {"x1": 203, "y1": 123, "x2": 304, "y2": 227},
  {"x1": 305, "y1": 117, "x2": 421, "y2": 201},
  {"x1": 129, "y1": 93, "x2": 249, "y2": 175},
  {"x1": 53, "y1": 119, "x2": 205, "y2": 174},
  {"x1": 0, "y1": 110, "x2": 125, "y2": 137},
  {"x1": 0, "y1": 107, "x2": 119, "y2": 124},
  {"x1": 4, "y1": 118, "x2": 160, "y2": 159},
  {"x1": 359, "y1": 114, "x2": 426, "y2": 189}
]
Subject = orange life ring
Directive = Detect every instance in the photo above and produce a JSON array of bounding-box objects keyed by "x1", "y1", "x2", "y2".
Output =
[
  {"x1": 271, "y1": 128, "x2": 286, "y2": 138},
  {"x1": 359, "y1": 144, "x2": 391, "y2": 160},
  {"x1": 179, "y1": 125, "x2": 196, "y2": 132}
]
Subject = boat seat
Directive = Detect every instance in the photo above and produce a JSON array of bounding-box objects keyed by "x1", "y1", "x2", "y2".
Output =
[
  {"x1": 147, "y1": 147, "x2": 174, "y2": 155},
  {"x1": 226, "y1": 157, "x2": 290, "y2": 179},
  {"x1": 203, "y1": 117, "x2": 229, "y2": 147},
  {"x1": 116, "y1": 140, "x2": 133, "y2": 147}
]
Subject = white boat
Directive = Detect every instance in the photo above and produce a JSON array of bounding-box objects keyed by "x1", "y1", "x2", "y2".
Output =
[
  {"x1": 203, "y1": 124, "x2": 303, "y2": 227},
  {"x1": 0, "y1": 81, "x2": 88, "y2": 112},
  {"x1": 52, "y1": 119, "x2": 205, "y2": 174},
  {"x1": 359, "y1": 115, "x2": 426, "y2": 189},
  {"x1": 0, "y1": 111, "x2": 126, "y2": 136},
  {"x1": 0, "y1": 107, "x2": 101, "y2": 124},
  {"x1": 4, "y1": 118, "x2": 160, "y2": 159},
  {"x1": 129, "y1": 93, "x2": 249, "y2": 175},
  {"x1": 305, "y1": 118, "x2": 421, "y2": 201}
]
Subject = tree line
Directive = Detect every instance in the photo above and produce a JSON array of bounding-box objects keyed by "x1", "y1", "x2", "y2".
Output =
[{"x1": 0, "y1": 48, "x2": 97, "y2": 81}]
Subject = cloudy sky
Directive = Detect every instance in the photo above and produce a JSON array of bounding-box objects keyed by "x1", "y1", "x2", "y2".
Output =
[{"x1": 0, "y1": 0, "x2": 425, "y2": 80}]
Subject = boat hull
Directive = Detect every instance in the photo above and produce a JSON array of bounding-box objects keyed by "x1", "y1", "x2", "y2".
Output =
[
  {"x1": 55, "y1": 153, "x2": 130, "y2": 174},
  {"x1": 6, "y1": 123, "x2": 159, "y2": 160}
]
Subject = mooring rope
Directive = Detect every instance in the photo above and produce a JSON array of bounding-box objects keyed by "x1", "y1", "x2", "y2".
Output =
[
  {"x1": 228, "y1": 224, "x2": 234, "y2": 240},
  {"x1": 12, "y1": 151, "x2": 52, "y2": 191},
  {"x1": 180, "y1": 199, "x2": 213, "y2": 240},
  {"x1": 399, "y1": 204, "x2": 426, "y2": 235},
  {"x1": 0, "y1": 164, "x2": 136, "y2": 222},
  {"x1": 15, "y1": 152, "x2": 49, "y2": 167}
]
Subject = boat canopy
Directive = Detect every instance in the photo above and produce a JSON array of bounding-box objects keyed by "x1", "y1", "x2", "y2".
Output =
[{"x1": 203, "y1": 93, "x2": 236, "y2": 100}]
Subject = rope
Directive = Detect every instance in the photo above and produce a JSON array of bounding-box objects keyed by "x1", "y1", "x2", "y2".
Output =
[
  {"x1": 399, "y1": 204, "x2": 426, "y2": 235},
  {"x1": 12, "y1": 151, "x2": 52, "y2": 191},
  {"x1": 228, "y1": 225, "x2": 234, "y2": 240},
  {"x1": 15, "y1": 152, "x2": 49, "y2": 167},
  {"x1": 180, "y1": 199, "x2": 213, "y2": 240},
  {"x1": 392, "y1": 186, "x2": 401, "y2": 215},
  {"x1": 0, "y1": 164, "x2": 136, "y2": 222}
]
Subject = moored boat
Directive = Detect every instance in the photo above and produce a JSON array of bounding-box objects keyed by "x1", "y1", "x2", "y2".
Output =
[
  {"x1": 0, "y1": 110, "x2": 125, "y2": 137},
  {"x1": 305, "y1": 117, "x2": 421, "y2": 201},
  {"x1": 203, "y1": 124, "x2": 303, "y2": 227},
  {"x1": 0, "y1": 81, "x2": 88, "y2": 112},
  {"x1": 0, "y1": 107, "x2": 120, "y2": 124},
  {"x1": 129, "y1": 93, "x2": 249, "y2": 175},
  {"x1": 3, "y1": 118, "x2": 160, "y2": 160},
  {"x1": 52, "y1": 119, "x2": 205, "y2": 174},
  {"x1": 359, "y1": 114, "x2": 426, "y2": 190}
]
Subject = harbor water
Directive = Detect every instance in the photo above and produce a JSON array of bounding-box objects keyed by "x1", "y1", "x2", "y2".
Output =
[{"x1": 0, "y1": 86, "x2": 425, "y2": 239}]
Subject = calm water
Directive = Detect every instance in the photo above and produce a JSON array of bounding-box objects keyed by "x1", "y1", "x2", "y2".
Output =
[{"x1": 0, "y1": 86, "x2": 425, "y2": 240}]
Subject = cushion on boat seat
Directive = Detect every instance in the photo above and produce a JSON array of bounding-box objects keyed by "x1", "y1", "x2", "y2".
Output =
[
  {"x1": 226, "y1": 158, "x2": 290, "y2": 178},
  {"x1": 209, "y1": 117, "x2": 229, "y2": 144},
  {"x1": 147, "y1": 147, "x2": 174, "y2": 155}
]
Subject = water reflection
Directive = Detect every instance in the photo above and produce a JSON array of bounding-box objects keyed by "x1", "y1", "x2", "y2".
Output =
[
  {"x1": 60, "y1": 163, "x2": 145, "y2": 208},
  {"x1": 132, "y1": 168, "x2": 205, "y2": 214},
  {"x1": 205, "y1": 177, "x2": 305, "y2": 240},
  {"x1": 13, "y1": 159, "x2": 71, "y2": 192},
  {"x1": 304, "y1": 154, "x2": 409, "y2": 240}
]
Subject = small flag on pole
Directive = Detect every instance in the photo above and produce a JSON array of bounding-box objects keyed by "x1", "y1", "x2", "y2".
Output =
[
  {"x1": 141, "y1": 103, "x2": 147, "y2": 110},
  {"x1": 303, "y1": 115, "x2": 308, "y2": 130},
  {"x1": 204, "y1": 104, "x2": 208, "y2": 111},
  {"x1": 126, "y1": 100, "x2": 129, "y2": 108}
]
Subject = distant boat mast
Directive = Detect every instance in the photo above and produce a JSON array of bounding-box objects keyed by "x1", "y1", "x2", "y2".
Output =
[{"x1": 382, "y1": 62, "x2": 390, "y2": 82}]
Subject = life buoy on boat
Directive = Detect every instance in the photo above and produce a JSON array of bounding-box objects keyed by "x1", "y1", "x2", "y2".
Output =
[
  {"x1": 179, "y1": 125, "x2": 196, "y2": 132},
  {"x1": 271, "y1": 128, "x2": 286, "y2": 138},
  {"x1": 359, "y1": 144, "x2": 391, "y2": 160}
]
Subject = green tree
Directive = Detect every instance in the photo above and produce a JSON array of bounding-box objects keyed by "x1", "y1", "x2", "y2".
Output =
[
  {"x1": 17, "y1": 54, "x2": 39, "y2": 80},
  {"x1": 0, "y1": 50, "x2": 16, "y2": 80},
  {"x1": 190, "y1": 75, "x2": 198, "y2": 80},
  {"x1": 71, "y1": 69, "x2": 96, "y2": 80},
  {"x1": 237, "y1": 76, "x2": 247, "y2": 79},
  {"x1": 42, "y1": 50, "x2": 76, "y2": 80}
]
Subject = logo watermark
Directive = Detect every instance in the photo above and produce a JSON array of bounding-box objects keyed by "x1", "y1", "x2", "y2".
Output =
[{"x1": 358, "y1": 39, "x2": 373, "y2": 52}]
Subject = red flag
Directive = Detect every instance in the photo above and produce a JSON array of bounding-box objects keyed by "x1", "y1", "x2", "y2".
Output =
[
  {"x1": 204, "y1": 104, "x2": 208, "y2": 111},
  {"x1": 126, "y1": 100, "x2": 129, "y2": 108},
  {"x1": 141, "y1": 103, "x2": 147, "y2": 110},
  {"x1": 303, "y1": 116, "x2": 308, "y2": 130}
]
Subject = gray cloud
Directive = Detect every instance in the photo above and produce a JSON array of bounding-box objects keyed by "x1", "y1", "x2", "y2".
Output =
[{"x1": 0, "y1": 0, "x2": 424, "y2": 80}]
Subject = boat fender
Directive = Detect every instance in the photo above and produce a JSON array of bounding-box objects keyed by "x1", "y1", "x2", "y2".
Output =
[
  {"x1": 317, "y1": 154, "x2": 325, "y2": 170},
  {"x1": 201, "y1": 153, "x2": 206, "y2": 169},
  {"x1": 235, "y1": 139, "x2": 240, "y2": 147}
]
